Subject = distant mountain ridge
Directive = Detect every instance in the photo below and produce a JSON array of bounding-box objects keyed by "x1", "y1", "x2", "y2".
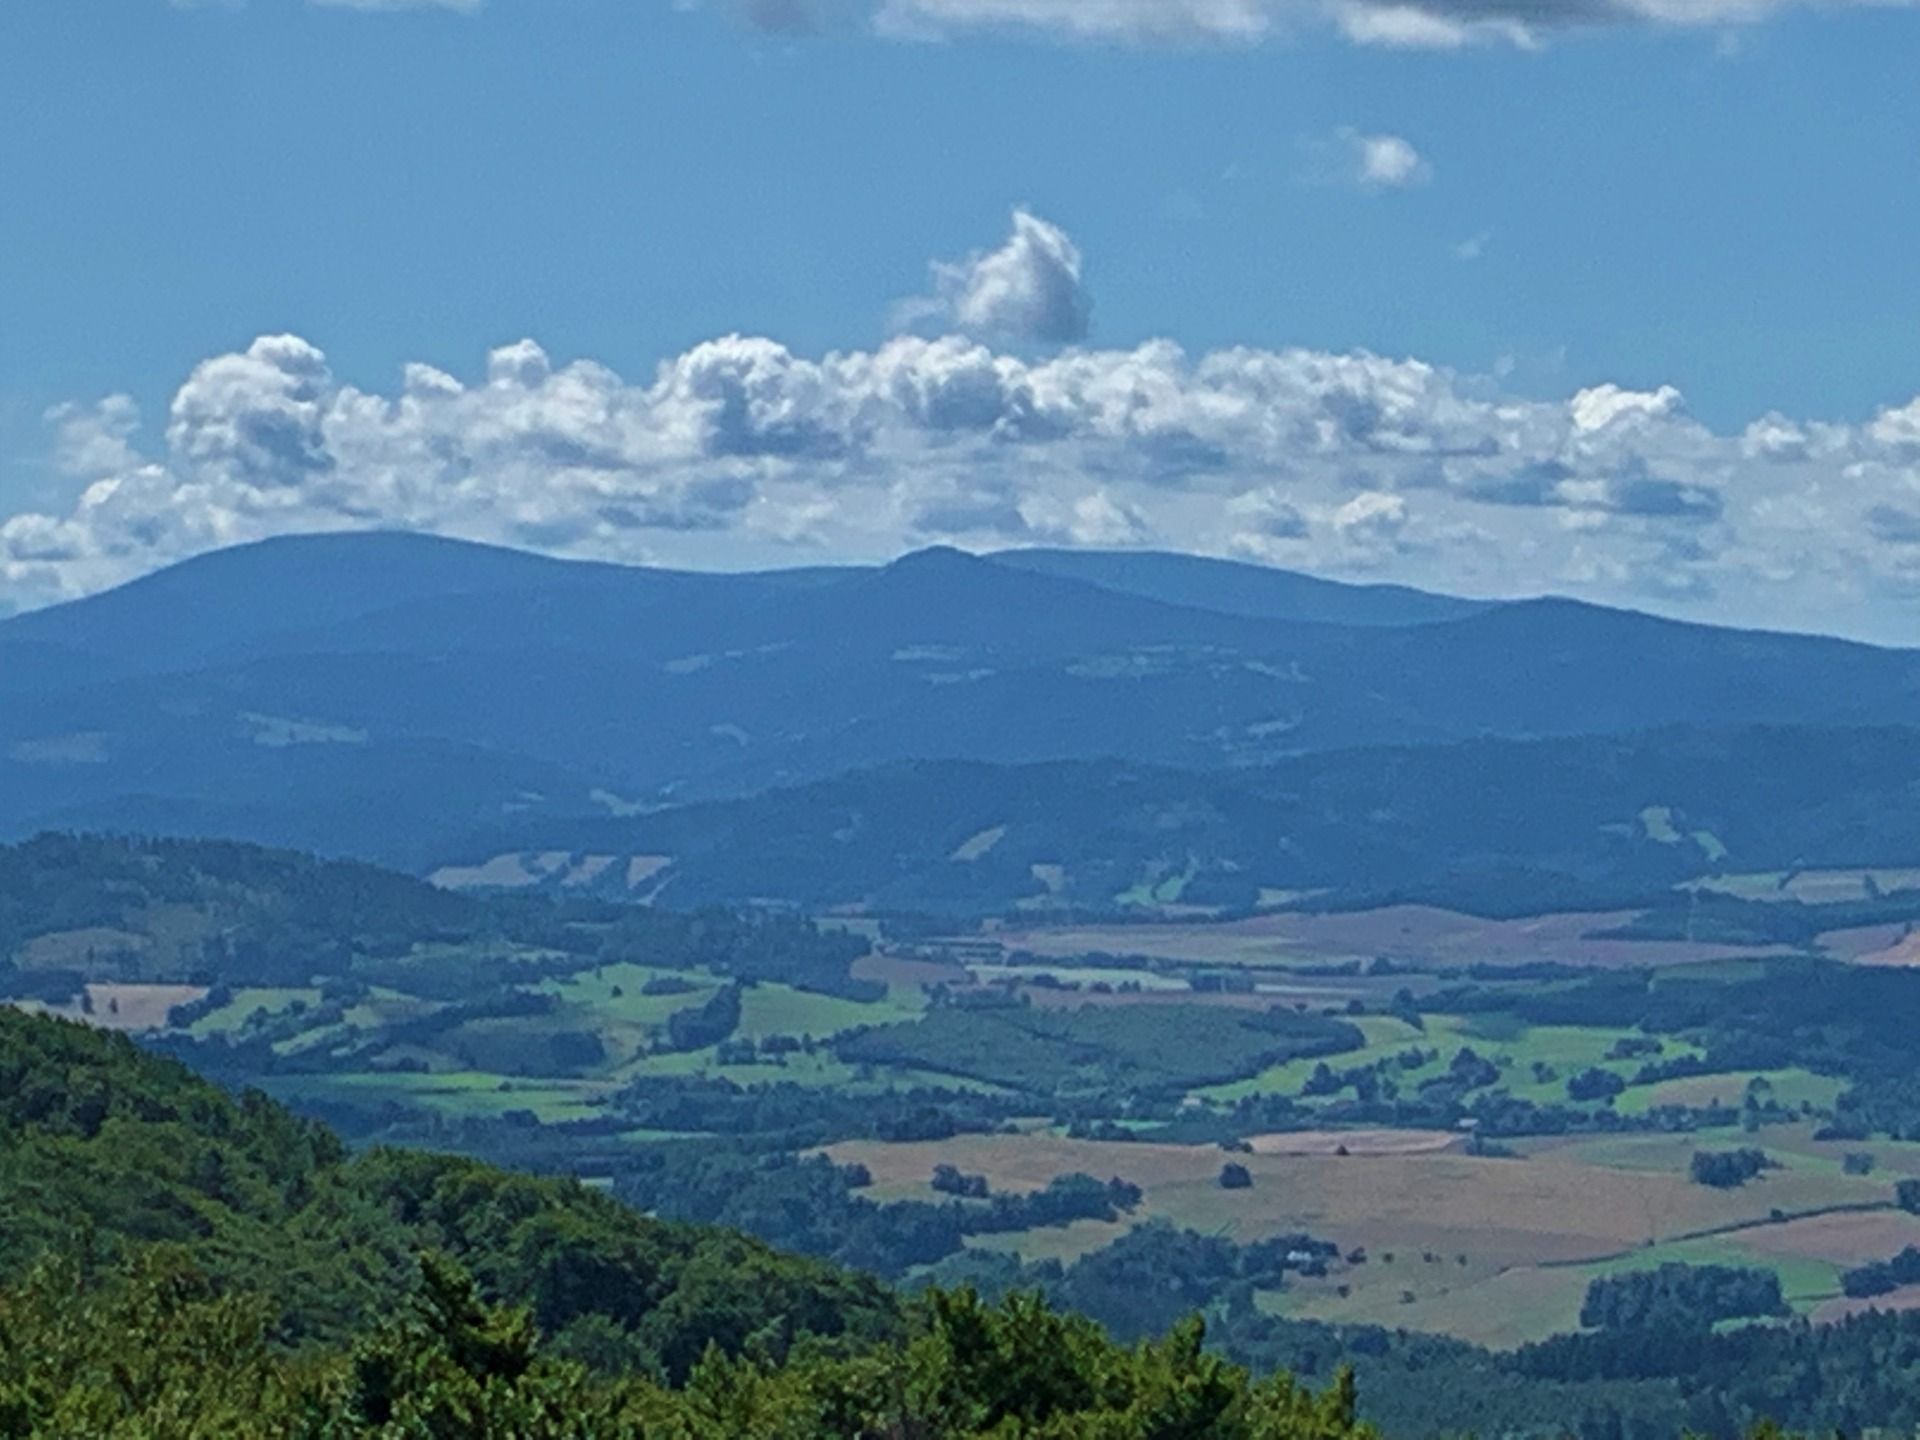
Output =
[
  {"x1": 990, "y1": 547, "x2": 1490, "y2": 626},
  {"x1": 2, "y1": 531, "x2": 1917, "y2": 879}
]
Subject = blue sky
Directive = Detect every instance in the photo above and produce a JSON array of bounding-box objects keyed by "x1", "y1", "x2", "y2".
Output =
[{"x1": 4, "y1": 0, "x2": 1920, "y2": 639}]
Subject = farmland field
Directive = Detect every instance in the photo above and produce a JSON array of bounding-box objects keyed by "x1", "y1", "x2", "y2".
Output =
[
  {"x1": 17, "y1": 832, "x2": 1920, "y2": 1379},
  {"x1": 1614, "y1": 1068, "x2": 1846, "y2": 1116},
  {"x1": 821, "y1": 1126, "x2": 1907, "y2": 1346},
  {"x1": 1692, "y1": 868, "x2": 1920, "y2": 905},
  {"x1": 274, "y1": 1069, "x2": 615, "y2": 1123},
  {"x1": 19, "y1": 982, "x2": 208, "y2": 1033},
  {"x1": 992, "y1": 907, "x2": 1796, "y2": 971},
  {"x1": 1192, "y1": 1013, "x2": 1706, "y2": 1108}
]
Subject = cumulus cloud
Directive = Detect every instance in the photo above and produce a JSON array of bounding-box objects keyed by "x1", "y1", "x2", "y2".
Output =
[
  {"x1": 1452, "y1": 231, "x2": 1491, "y2": 262},
  {"x1": 1342, "y1": 130, "x2": 1431, "y2": 189},
  {"x1": 743, "y1": 0, "x2": 1911, "y2": 49},
  {"x1": 911, "y1": 210, "x2": 1093, "y2": 345},
  {"x1": 10, "y1": 316, "x2": 1920, "y2": 640},
  {"x1": 1328, "y1": 491, "x2": 1410, "y2": 563},
  {"x1": 873, "y1": 0, "x2": 1273, "y2": 40}
]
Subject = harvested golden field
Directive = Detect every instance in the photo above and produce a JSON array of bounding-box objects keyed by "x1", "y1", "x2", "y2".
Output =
[
  {"x1": 1244, "y1": 1128, "x2": 1465, "y2": 1157},
  {"x1": 1734, "y1": 1210, "x2": 1920, "y2": 1267},
  {"x1": 820, "y1": 1129, "x2": 1881, "y2": 1262},
  {"x1": 852, "y1": 952, "x2": 970, "y2": 988},
  {"x1": 826, "y1": 1133, "x2": 1215, "y2": 1199},
  {"x1": 820, "y1": 1126, "x2": 1909, "y2": 1347},
  {"x1": 1820, "y1": 923, "x2": 1920, "y2": 968},
  {"x1": 1814, "y1": 1284, "x2": 1920, "y2": 1324},
  {"x1": 992, "y1": 907, "x2": 1791, "y2": 971},
  {"x1": 16, "y1": 983, "x2": 207, "y2": 1033}
]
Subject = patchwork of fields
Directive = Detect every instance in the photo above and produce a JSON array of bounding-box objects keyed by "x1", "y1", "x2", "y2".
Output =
[
  {"x1": 16, "y1": 839, "x2": 1920, "y2": 1360},
  {"x1": 826, "y1": 1125, "x2": 1920, "y2": 1348}
]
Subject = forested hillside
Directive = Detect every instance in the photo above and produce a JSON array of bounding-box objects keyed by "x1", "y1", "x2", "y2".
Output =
[
  {"x1": 0, "y1": 1007, "x2": 1372, "y2": 1437},
  {"x1": 450, "y1": 726, "x2": 1920, "y2": 915}
]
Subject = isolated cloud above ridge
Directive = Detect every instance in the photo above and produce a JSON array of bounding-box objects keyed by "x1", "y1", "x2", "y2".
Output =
[{"x1": 909, "y1": 210, "x2": 1094, "y2": 345}]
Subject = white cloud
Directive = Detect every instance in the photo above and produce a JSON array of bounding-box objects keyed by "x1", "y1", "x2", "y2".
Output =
[
  {"x1": 873, "y1": 0, "x2": 1274, "y2": 41},
  {"x1": 1340, "y1": 130, "x2": 1431, "y2": 189},
  {"x1": 187, "y1": 0, "x2": 1920, "y2": 45},
  {"x1": 1452, "y1": 231, "x2": 1491, "y2": 262},
  {"x1": 1569, "y1": 382, "x2": 1685, "y2": 433},
  {"x1": 1330, "y1": 489, "x2": 1409, "y2": 562},
  {"x1": 12, "y1": 275, "x2": 1920, "y2": 640},
  {"x1": 1870, "y1": 396, "x2": 1920, "y2": 454},
  {"x1": 910, "y1": 210, "x2": 1093, "y2": 345},
  {"x1": 46, "y1": 397, "x2": 144, "y2": 480},
  {"x1": 754, "y1": 0, "x2": 1914, "y2": 49}
]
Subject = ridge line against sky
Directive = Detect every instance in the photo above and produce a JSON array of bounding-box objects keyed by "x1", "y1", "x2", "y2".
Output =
[
  {"x1": 5, "y1": 210, "x2": 1920, "y2": 646},
  {"x1": 6, "y1": 0, "x2": 1920, "y2": 641}
]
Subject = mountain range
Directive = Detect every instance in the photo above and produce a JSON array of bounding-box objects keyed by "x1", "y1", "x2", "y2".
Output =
[{"x1": 3, "y1": 531, "x2": 1917, "y2": 904}]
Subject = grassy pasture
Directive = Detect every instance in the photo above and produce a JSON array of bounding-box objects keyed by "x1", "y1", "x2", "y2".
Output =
[
  {"x1": 615, "y1": 1046, "x2": 861, "y2": 1087},
  {"x1": 527, "y1": 970, "x2": 926, "y2": 1074},
  {"x1": 274, "y1": 1069, "x2": 612, "y2": 1123},
  {"x1": 1192, "y1": 1014, "x2": 1702, "y2": 1109},
  {"x1": 736, "y1": 982, "x2": 925, "y2": 1040},
  {"x1": 1614, "y1": 1067, "x2": 1846, "y2": 1117},
  {"x1": 540, "y1": 963, "x2": 721, "y2": 1026},
  {"x1": 341, "y1": 986, "x2": 440, "y2": 1031},
  {"x1": 612, "y1": 1044, "x2": 986, "y2": 1095},
  {"x1": 1194, "y1": 1014, "x2": 1432, "y2": 1102},
  {"x1": 188, "y1": 987, "x2": 321, "y2": 1037},
  {"x1": 1577, "y1": 1234, "x2": 1843, "y2": 1311}
]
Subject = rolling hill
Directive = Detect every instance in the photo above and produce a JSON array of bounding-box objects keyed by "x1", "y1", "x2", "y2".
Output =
[{"x1": 428, "y1": 725, "x2": 1920, "y2": 915}]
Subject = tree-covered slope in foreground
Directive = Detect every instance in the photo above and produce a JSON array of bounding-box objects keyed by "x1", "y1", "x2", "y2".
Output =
[{"x1": 0, "y1": 1008, "x2": 1371, "y2": 1438}]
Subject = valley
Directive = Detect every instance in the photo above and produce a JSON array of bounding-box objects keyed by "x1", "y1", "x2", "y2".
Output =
[{"x1": 9, "y1": 538, "x2": 1920, "y2": 1436}]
